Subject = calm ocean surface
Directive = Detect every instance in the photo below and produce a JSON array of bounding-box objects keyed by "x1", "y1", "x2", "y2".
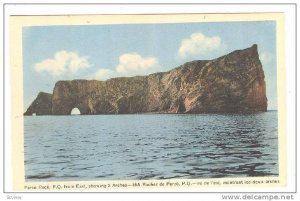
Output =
[{"x1": 24, "y1": 111, "x2": 278, "y2": 181}]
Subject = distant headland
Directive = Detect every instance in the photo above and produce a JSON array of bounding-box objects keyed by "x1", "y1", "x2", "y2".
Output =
[{"x1": 24, "y1": 44, "x2": 267, "y2": 115}]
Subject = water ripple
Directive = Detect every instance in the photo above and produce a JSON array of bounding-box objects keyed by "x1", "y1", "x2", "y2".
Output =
[{"x1": 24, "y1": 112, "x2": 278, "y2": 181}]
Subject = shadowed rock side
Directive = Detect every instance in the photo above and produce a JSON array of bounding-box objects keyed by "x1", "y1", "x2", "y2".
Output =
[
  {"x1": 25, "y1": 44, "x2": 267, "y2": 115},
  {"x1": 24, "y1": 92, "x2": 52, "y2": 115}
]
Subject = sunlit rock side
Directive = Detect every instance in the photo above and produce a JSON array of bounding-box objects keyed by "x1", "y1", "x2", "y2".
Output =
[{"x1": 25, "y1": 44, "x2": 267, "y2": 115}]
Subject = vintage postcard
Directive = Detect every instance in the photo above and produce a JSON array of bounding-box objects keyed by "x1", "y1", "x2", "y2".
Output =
[{"x1": 9, "y1": 13, "x2": 286, "y2": 192}]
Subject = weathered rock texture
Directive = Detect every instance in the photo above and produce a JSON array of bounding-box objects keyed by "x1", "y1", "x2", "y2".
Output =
[
  {"x1": 24, "y1": 92, "x2": 52, "y2": 115},
  {"x1": 25, "y1": 44, "x2": 267, "y2": 115}
]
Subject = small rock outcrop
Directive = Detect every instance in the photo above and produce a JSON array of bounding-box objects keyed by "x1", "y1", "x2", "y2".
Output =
[
  {"x1": 24, "y1": 92, "x2": 52, "y2": 115},
  {"x1": 25, "y1": 44, "x2": 267, "y2": 115}
]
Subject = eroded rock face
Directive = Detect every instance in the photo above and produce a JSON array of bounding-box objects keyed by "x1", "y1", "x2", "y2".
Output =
[
  {"x1": 26, "y1": 44, "x2": 267, "y2": 115},
  {"x1": 24, "y1": 92, "x2": 52, "y2": 115}
]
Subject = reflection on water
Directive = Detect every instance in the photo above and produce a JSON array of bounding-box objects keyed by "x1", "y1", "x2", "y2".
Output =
[{"x1": 24, "y1": 111, "x2": 278, "y2": 181}]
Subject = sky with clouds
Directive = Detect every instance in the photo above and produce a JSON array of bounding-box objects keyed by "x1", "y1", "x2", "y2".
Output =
[{"x1": 23, "y1": 21, "x2": 277, "y2": 111}]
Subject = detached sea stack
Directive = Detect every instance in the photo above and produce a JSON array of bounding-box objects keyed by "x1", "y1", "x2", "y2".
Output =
[{"x1": 24, "y1": 44, "x2": 267, "y2": 115}]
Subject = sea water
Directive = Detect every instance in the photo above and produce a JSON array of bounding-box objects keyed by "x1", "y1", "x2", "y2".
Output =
[{"x1": 24, "y1": 111, "x2": 278, "y2": 181}]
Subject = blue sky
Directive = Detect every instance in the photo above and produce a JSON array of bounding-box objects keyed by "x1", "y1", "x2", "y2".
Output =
[{"x1": 23, "y1": 21, "x2": 277, "y2": 111}]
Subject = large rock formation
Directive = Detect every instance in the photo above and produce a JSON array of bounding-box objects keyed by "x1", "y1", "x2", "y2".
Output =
[{"x1": 25, "y1": 44, "x2": 267, "y2": 115}]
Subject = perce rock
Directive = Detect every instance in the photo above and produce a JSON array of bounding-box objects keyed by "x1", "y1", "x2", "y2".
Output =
[{"x1": 24, "y1": 44, "x2": 267, "y2": 115}]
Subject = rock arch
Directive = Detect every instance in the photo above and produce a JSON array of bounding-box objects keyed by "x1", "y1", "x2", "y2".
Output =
[{"x1": 70, "y1": 107, "x2": 81, "y2": 115}]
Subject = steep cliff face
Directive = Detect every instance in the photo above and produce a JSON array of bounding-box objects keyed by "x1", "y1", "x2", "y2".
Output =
[
  {"x1": 26, "y1": 44, "x2": 267, "y2": 115},
  {"x1": 24, "y1": 92, "x2": 52, "y2": 115}
]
